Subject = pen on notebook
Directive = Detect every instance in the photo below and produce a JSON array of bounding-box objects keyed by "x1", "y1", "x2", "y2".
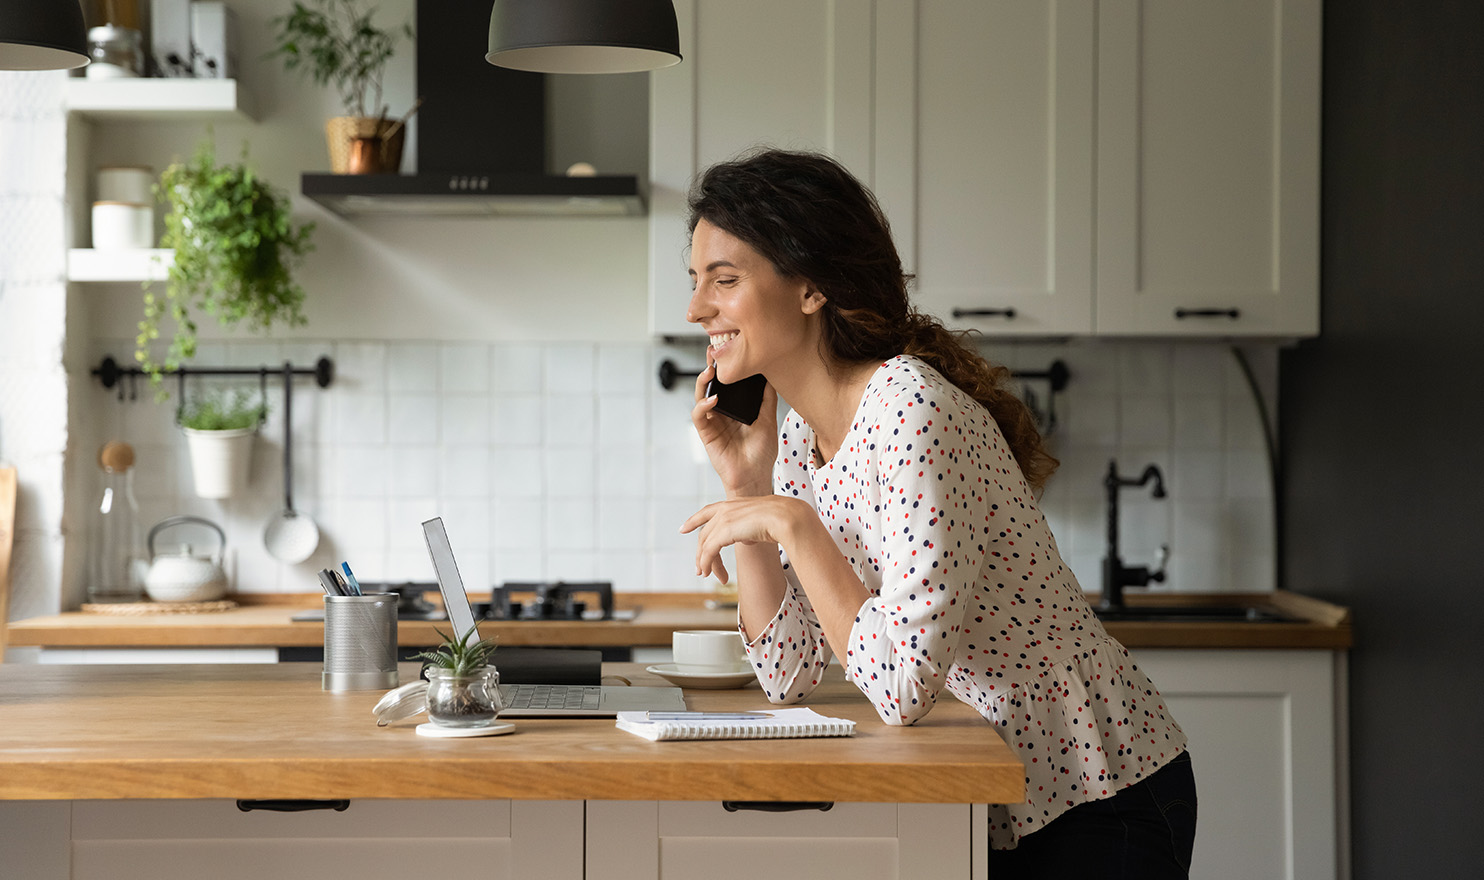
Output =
[
  {"x1": 330, "y1": 568, "x2": 354, "y2": 596},
  {"x1": 340, "y1": 562, "x2": 362, "y2": 596},
  {"x1": 644, "y1": 712, "x2": 772, "y2": 721}
]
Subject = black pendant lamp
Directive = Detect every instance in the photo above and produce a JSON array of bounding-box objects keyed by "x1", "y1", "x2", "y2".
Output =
[
  {"x1": 0, "y1": 0, "x2": 90, "y2": 70},
  {"x1": 487, "y1": 0, "x2": 681, "y2": 74}
]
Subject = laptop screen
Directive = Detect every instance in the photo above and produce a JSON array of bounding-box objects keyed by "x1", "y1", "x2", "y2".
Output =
[{"x1": 422, "y1": 517, "x2": 482, "y2": 646}]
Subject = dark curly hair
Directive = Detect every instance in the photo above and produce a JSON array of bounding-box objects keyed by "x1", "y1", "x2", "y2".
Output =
[{"x1": 686, "y1": 148, "x2": 1058, "y2": 493}]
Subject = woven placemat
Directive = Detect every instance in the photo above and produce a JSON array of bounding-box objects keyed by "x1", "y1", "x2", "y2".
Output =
[{"x1": 81, "y1": 599, "x2": 239, "y2": 616}]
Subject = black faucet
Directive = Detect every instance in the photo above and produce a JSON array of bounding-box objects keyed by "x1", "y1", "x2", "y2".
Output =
[{"x1": 1101, "y1": 460, "x2": 1169, "y2": 609}]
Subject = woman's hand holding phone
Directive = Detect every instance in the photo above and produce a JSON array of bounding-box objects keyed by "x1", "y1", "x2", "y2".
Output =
[{"x1": 692, "y1": 359, "x2": 777, "y2": 498}]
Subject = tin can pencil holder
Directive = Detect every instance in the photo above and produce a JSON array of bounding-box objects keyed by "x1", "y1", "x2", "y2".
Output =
[{"x1": 323, "y1": 593, "x2": 398, "y2": 692}]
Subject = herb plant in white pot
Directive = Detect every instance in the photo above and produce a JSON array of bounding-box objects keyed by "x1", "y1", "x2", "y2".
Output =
[{"x1": 178, "y1": 388, "x2": 266, "y2": 499}]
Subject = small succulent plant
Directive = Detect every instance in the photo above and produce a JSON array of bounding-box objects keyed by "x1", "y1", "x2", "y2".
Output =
[{"x1": 414, "y1": 625, "x2": 497, "y2": 677}]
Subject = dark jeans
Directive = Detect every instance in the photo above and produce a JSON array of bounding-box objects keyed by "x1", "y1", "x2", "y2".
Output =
[{"x1": 987, "y1": 751, "x2": 1197, "y2": 879}]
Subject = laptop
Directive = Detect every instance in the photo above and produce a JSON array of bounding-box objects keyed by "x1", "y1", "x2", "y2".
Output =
[{"x1": 421, "y1": 517, "x2": 687, "y2": 717}]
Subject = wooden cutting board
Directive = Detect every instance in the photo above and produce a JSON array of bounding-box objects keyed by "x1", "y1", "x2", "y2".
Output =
[{"x1": 0, "y1": 466, "x2": 16, "y2": 658}]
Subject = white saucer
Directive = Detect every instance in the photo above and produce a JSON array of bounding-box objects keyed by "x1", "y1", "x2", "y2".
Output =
[
  {"x1": 415, "y1": 721, "x2": 515, "y2": 738},
  {"x1": 646, "y1": 663, "x2": 757, "y2": 689}
]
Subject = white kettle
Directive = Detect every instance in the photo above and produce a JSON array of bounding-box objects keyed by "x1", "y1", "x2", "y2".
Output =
[{"x1": 145, "y1": 515, "x2": 228, "y2": 602}]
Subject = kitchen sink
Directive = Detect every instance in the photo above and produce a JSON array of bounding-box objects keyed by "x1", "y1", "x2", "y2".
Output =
[{"x1": 1093, "y1": 605, "x2": 1302, "y2": 623}]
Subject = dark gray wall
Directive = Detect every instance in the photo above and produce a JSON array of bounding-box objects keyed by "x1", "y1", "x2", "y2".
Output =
[{"x1": 1280, "y1": 1, "x2": 1484, "y2": 876}]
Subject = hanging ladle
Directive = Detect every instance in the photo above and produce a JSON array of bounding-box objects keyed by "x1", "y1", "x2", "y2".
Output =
[{"x1": 263, "y1": 363, "x2": 320, "y2": 563}]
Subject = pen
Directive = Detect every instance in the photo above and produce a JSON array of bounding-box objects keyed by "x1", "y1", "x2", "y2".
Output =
[
  {"x1": 340, "y1": 561, "x2": 362, "y2": 596},
  {"x1": 644, "y1": 712, "x2": 772, "y2": 721}
]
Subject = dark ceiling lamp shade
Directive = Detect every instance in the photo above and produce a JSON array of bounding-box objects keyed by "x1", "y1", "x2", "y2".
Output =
[
  {"x1": 487, "y1": 0, "x2": 681, "y2": 74},
  {"x1": 0, "y1": 0, "x2": 90, "y2": 70}
]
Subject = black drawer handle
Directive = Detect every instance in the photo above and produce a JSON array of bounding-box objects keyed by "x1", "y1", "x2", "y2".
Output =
[
  {"x1": 1174, "y1": 307, "x2": 1240, "y2": 319},
  {"x1": 236, "y1": 799, "x2": 351, "y2": 813},
  {"x1": 722, "y1": 801, "x2": 834, "y2": 813},
  {"x1": 951, "y1": 307, "x2": 1017, "y2": 320}
]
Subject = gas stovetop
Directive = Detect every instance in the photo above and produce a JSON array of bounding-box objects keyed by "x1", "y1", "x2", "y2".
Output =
[
  {"x1": 478, "y1": 581, "x2": 616, "y2": 621},
  {"x1": 293, "y1": 581, "x2": 623, "y2": 622}
]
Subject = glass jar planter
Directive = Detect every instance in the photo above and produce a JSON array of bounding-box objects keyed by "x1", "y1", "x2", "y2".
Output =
[{"x1": 424, "y1": 667, "x2": 503, "y2": 728}]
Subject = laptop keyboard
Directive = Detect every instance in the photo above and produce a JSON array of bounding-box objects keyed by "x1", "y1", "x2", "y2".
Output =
[{"x1": 501, "y1": 684, "x2": 602, "y2": 711}]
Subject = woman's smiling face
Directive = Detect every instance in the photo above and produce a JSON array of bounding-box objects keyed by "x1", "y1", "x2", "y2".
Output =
[{"x1": 686, "y1": 219, "x2": 823, "y2": 384}]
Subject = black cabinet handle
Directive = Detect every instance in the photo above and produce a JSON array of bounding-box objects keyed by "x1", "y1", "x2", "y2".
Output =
[
  {"x1": 722, "y1": 801, "x2": 834, "y2": 813},
  {"x1": 236, "y1": 799, "x2": 350, "y2": 813},
  {"x1": 1173, "y1": 307, "x2": 1240, "y2": 319},
  {"x1": 951, "y1": 307, "x2": 1017, "y2": 320}
]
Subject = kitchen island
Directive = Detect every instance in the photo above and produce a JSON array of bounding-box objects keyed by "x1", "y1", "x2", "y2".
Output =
[{"x1": 0, "y1": 662, "x2": 1020, "y2": 879}]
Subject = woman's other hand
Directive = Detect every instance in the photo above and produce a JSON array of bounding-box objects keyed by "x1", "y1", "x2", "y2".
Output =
[
  {"x1": 692, "y1": 359, "x2": 778, "y2": 498},
  {"x1": 679, "y1": 495, "x2": 815, "y2": 584}
]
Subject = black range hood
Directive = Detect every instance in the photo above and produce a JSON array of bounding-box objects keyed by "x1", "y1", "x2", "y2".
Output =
[{"x1": 301, "y1": 0, "x2": 644, "y2": 217}]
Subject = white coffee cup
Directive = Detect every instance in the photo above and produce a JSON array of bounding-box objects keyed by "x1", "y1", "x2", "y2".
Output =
[{"x1": 672, "y1": 629, "x2": 746, "y2": 673}]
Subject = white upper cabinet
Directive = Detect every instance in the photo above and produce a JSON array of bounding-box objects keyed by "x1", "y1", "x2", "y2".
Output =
[
  {"x1": 903, "y1": 0, "x2": 1097, "y2": 336},
  {"x1": 648, "y1": 0, "x2": 893, "y2": 338},
  {"x1": 651, "y1": 0, "x2": 1321, "y2": 339},
  {"x1": 1094, "y1": 0, "x2": 1321, "y2": 336}
]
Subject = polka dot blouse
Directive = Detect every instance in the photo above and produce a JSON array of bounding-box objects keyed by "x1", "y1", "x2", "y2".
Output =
[{"x1": 738, "y1": 355, "x2": 1188, "y2": 849}]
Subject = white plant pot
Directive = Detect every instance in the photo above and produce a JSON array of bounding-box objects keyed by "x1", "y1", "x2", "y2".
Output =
[{"x1": 183, "y1": 427, "x2": 256, "y2": 498}]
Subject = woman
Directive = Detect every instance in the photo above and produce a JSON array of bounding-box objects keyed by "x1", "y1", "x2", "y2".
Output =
[{"x1": 679, "y1": 149, "x2": 1196, "y2": 876}]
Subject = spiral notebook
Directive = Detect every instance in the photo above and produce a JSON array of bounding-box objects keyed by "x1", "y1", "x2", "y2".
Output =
[{"x1": 615, "y1": 707, "x2": 856, "y2": 741}]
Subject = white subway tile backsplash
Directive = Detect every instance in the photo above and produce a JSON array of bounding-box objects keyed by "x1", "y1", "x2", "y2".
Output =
[
  {"x1": 1119, "y1": 396, "x2": 1172, "y2": 447},
  {"x1": 544, "y1": 343, "x2": 596, "y2": 394},
  {"x1": 545, "y1": 451, "x2": 596, "y2": 498},
  {"x1": 439, "y1": 446, "x2": 491, "y2": 498},
  {"x1": 493, "y1": 499, "x2": 544, "y2": 550},
  {"x1": 441, "y1": 395, "x2": 491, "y2": 445},
  {"x1": 440, "y1": 344, "x2": 490, "y2": 394},
  {"x1": 388, "y1": 446, "x2": 439, "y2": 497},
  {"x1": 599, "y1": 395, "x2": 648, "y2": 445},
  {"x1": 1173, "y1": 395, "x2": 1225, "y2": 450},
  {"x1": 545, "y1": 396, "x2": 598, "y2": 446},
  {"x1": 493, "y1": 447, "x2": 545, "y2": 498},
  {"x1": 334, "y1": 394, "x2": 387, "y2": 444},
  {"x1": 547, "y1": 500, "x2": 597, "y2": 551},
  {"x1": 491, "y1": 396, "x2": 543, "y2": 445},
  {"x1": 598, "y1": 498, "x2": 649, "y2": 550},
  {"x1": 597, "y1": 444, "x2": 648, "y2": 496},
  {"x1": 333, "y1": 342, "x2": 389, "y2": 393},
  {"x1": 388, "y1": 395, "x2": 439, "y2": 445},
  {"x1": 334, "y1": 446, "x2": 389, "y2": 497},
  {"x1": 95, "y1": 339, "x2": 1277, "y2": 599},
  {"x1": 491, "y1": 343, "x2": 543, "y2": 393},
  {"x1": 439, "y1": 499, "x2": 492, "y2": 551},
  {"x1": 388, "y1": 343, "x2": 439, "y2": 392},
  {"x1": 598, "y1": 344, "x2": 652, "y2": 395}
]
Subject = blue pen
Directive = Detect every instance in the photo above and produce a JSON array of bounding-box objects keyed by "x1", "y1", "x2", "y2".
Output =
[{"x1": 340, "y1": 562, "x2": 362, "y2": 596}]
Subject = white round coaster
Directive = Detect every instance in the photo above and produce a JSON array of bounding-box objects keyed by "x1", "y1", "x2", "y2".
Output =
[{"x1": 415, "y1": 721, "x2": 515, "y2": 738}]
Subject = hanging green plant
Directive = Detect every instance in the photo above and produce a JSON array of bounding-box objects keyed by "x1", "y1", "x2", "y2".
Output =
[{"x1": 136, "y1": 139, "x2": 316, "y2": 388}]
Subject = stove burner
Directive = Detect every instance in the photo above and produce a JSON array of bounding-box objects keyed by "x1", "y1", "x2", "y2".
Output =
[{"x1": 483, "y1": 581, "x2": 615, "y2": 621}]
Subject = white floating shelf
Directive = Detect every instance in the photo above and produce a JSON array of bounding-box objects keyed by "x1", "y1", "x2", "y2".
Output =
[
  {"x1": 68, "y1": 249, "x2": 174, "y2": 282},
  {"x1": 65, "y1": 78, "x2": 254, "y2": 121}
]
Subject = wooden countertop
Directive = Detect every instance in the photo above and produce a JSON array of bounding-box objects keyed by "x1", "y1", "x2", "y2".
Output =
[
  {"x1": 0, "y1": 662, "x2": 1025, "y2": 805},
  {"x1": 5, "y1": 593, "x2": 738, "y2": 649},
  {"x1": 5, "y1": 590, "x2": 1351, "y2": 650}
]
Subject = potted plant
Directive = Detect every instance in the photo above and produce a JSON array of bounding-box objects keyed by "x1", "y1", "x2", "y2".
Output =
[
  {"x1": 137, "y1": 139, "x2": 315, "y2": 388},
  {"x1": 269, "y1": 0, "x2": 416, "y2": 174},
  {"x1": 177, "y1": 387, "x2": 267, "y2": 499},
  {"x1": 414, "y1": 625, "x2": 503, "y2": 728}
]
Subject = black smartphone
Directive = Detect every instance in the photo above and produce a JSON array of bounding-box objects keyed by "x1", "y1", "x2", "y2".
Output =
[{"x1": 705, "y1": 372, "x2": 767, "y2": 425}]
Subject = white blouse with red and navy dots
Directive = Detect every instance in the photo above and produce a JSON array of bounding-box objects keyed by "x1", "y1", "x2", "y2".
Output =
[{"x1": 738, "y1": 355, "x2": 1188, "y2": 850}]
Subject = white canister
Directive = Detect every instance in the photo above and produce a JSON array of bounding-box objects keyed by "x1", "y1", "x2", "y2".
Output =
[
  {"x1": 91, "y1": 202, "x2": 154, "y2": 250},
  {"x1": 97, "y1": 166, "x2": 154, "y2": 204}
]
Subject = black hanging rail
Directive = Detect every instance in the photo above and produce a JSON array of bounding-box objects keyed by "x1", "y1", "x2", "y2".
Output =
[
  {"x1": 91, "y1": 355, "x2": 335, "y2": 401},
  {"x1": 658, "y1": 358, "x2": 1069, "y2": 393}
]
